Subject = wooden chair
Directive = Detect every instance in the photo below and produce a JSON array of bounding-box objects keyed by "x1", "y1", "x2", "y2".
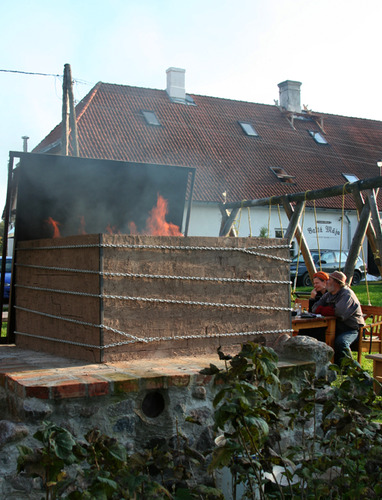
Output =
[{"x1": 357, "y1": 306, "x2": 382, "y2": 363}]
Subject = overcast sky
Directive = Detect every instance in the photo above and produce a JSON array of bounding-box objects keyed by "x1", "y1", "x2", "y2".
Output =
[{"x1": 1, "y1": 0, "x2": 382, "y2": 216}]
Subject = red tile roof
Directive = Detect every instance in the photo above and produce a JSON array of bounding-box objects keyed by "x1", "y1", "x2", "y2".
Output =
[{"x1": 33, "y1": 82, "x2": 382, "y2": 210}]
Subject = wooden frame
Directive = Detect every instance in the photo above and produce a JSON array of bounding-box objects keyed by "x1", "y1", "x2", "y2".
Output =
[
  {"x1": 357, "y1": 305, "x2": 382, "y2": 363},
  {"x1": 219, "y1": 176, "x2": 382, "y2": 283},
  {"x1": 365, "y1": 353, "x2": 382, "y2": 393}
]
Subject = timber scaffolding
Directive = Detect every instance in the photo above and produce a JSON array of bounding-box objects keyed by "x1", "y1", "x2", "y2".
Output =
[{"x1": 219, "y1": 175, "x2": 382, "y2": 284}]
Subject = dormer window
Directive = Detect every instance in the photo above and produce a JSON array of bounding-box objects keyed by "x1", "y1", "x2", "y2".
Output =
[
  {"x1": 142, "y1": 111, "x2": 160, "y2": 126},
  {"x1": 239, "y1": 121, "x2": 258, "y2": 137},
  {"x1": 342, "y1": 173, "x2": 359, "y2": 183},
  {"x1": 308, "y1": 130, "x2": 328, "y2": 145},
  {"x1": 269, "y1": 166, "x2": 295, "y2": 184}
]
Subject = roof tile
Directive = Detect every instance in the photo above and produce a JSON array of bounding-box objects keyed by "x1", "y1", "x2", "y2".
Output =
[{"x1": 33, "y1": 82, "x2": 382, "y2": 210}]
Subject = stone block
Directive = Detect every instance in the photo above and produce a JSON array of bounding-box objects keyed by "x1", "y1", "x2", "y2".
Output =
[{"x1": 14, "y1": 234, "x2": 290, "y2": 362}]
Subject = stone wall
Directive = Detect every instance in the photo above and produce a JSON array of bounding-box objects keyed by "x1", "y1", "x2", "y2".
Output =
[{"x1": 0, "y1": 337, "x2": 333, "y2": 499}]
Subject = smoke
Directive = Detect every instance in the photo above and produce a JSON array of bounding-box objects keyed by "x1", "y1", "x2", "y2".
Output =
[{"x1": 15, "y1": 153, "x2": 193, "y2": 241}]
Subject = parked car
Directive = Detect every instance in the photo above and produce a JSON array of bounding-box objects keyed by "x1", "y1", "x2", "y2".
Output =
[
  {"x1": 0, "y1": 257, "x2": 12, "y2": 300},
  {"x1": 290, "y1": 250, "x2": 366, "y2": 287}
]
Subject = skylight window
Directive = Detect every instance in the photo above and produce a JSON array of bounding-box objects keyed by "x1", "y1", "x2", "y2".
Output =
[
  {"x1": 342, "y1": 173, "x2": 359, "y2": 183},
  {"x1": 142, "y1": 111, "x2": 160, "y2": 126},
  {"x1": 308, "y1": 130, "x2": 328, "y2": 145},
  {"x1": 269, "y1": 166, "x2": 296, "y2": 184},
  {"x1": 239, "y1": 121, "x2": 258, "y2": 137}
]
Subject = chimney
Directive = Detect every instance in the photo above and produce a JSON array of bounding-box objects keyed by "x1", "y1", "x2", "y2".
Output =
[
  {"x1": 166, "y1": 67, "x2": 186, "y2": 101},
  {"x1": 22, "y1": 135, "x2": 29, "y2": 152},
  {"x1": 278, "y1": 80, "x2": 302, "y2": 113}
]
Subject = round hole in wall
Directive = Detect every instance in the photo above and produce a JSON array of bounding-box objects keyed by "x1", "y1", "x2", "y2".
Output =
[{"x1": 142, "y1": 391, "x2": 165, "y2": 418}]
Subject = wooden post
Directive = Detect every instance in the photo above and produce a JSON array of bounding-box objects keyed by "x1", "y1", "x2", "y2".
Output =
[
  {"x1": 283, "y1": 200, "x2": 317, "y2": 283},
  {"x1": 67, "y1": 64, "x2": 79, "y2": 156},
  {"x1": 352, "y1": 187, "x2": 382, "y2": 276},
  {"x1": 219, "y1": 205, "x2": 240, "y2": 236},
  {"x1": 0, "y1": 154, "x2": 16, "y2": 344},
  {"x1": 344, "y1": 199, "x2": 371, "y2": 284},
  {"x1": 61, "y1": 63, "x2": 79, "y2": 156},
  {"x1": 366, "y1": 189, "x2": 382, "y2": 264},
  {"x1": 283, "y1": 200, "x2": 304, "y2": 243},
  {"x1": 61, "y1": 64, "x2": 69, "y2": 155}
]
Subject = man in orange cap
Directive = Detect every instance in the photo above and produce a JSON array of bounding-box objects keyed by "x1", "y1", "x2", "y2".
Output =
[{"x1": 312, "y1": 271, "x2": 364, "y2": 366}]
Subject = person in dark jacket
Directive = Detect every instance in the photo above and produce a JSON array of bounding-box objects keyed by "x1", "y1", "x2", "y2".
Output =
[{"x1": 312, "y1": 271, "x2": 364, "y2": 366}]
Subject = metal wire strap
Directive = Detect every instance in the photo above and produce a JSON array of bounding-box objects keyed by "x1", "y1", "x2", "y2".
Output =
[
  {"x1": 15, "y1": 287, "x2": 292, "y2": 311},
  {"x1": 15, "y1": 241, "x2": 292, "y2": 348},
  {"x1": 17, "y1": 242, "x2": 291, "y2": 262},
  {"x1": 14, "y1": 305, "x2": 145, "y2": 342},
  {"x1": 14, "y1": 327, "x2": 294, "y2": 350},
  {"x1": 106, "y1": 243, "x2": 292, "y2": 262},
  {"x1": 16, "y1": 263, "x2": 291, "y2": 285}
]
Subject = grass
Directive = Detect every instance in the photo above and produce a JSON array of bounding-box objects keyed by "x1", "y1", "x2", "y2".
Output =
[
  {"x1": 356, "y1": 352, "x2": 373, "y2": 373},
  {"x1": 294, "y1": 281, "x2": 382, "y2": 307}
]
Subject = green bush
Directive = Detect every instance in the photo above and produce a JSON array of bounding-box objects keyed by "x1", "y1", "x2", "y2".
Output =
[{"x1": 203, "y1": 344, "x2": 382, "y2": 499}]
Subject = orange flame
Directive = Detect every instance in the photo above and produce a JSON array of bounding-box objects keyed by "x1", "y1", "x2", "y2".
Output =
[
  {"x1": 78, "y1": 216, "x2": 87, "y2": 235},
  {"x1": 45, "y1": 194, "x2": 182, "y2": 238},
  {"x1": 128, "y1": 221, "x2": 138, "y2": 235},
  {"x1": 106, "y1": 224, "x2": 120, "y2": 235},
  {"x1": 145, "y1": 195, "x2": 183, "y2": 236},
  {"x1": 45, "y1": 217, "x2": 61, "y2": 238}
]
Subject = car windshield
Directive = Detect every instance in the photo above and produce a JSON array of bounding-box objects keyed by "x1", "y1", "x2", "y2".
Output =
[{"x1": 291, "y1": 253, "x2": 319, "y2": 263}]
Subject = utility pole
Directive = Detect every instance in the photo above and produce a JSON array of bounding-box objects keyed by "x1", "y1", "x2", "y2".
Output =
[{"x1": 61, "y1": 63, "x2": 79, "y2": 156}]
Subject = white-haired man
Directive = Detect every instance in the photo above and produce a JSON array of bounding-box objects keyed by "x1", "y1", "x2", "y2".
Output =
[{"x1": 312, "y1": 271, "x2": 364, "y2": 366}]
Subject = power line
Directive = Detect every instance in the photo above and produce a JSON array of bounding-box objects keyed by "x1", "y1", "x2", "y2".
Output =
[{"x1": 0, "y1": 68, "x2": 61, "y2": 77}]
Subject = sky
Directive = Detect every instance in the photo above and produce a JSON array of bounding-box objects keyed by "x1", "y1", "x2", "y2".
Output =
[{"x1": 1, "y1": 0, "x2": 382, "y2": 216}]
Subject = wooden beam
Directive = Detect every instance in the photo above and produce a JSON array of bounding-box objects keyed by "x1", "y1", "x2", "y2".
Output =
[
  {"x1": 344, "y1": 199, "x2": 371, "y2": 284},
  {"x1": 219, "y1": 205, "x2": 240, "y2": 236},
  {"x1": 283, "y1": 200, "x2": 304, "y2": 243},
  {"x1": 283, "y1": 200, "x2": 317, "y2": 283},
  {"x1": 366, "y1": 189, "x2": 382, "y2": 264},
  {"x1": 352, "y1": 187, "x2": 382, "y2": 276},
  {"x1": 223, "y1": 175, "x2": 382, "y2": 210}
]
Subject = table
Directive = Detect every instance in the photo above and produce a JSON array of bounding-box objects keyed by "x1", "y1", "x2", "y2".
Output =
[
  {"x1": 292, "y1": 316, "x2": 336, "y2": 350},
  {"x1": 365, "y1": 353, "x2": 382, "y2": 394}
]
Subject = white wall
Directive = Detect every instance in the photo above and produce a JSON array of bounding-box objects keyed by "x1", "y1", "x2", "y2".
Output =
[{"x1": 186, "y1": 202, "x2": 367, "y2": 257}]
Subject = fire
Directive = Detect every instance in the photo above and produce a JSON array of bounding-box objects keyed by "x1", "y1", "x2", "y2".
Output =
[
  {"x1": 44, "y1": 194, "x2": 183, "y2": 239},
  {"x1": 128, "y1": 221, "x2": 138, "y2": 234},
  {"x1": 45, "y1": 217, "x2": 61, "y2": 238},
  {"x1": 79, "y1": 216, "x2": 87, "y2": 235},
  {"x1": 106, "y1": 224, "x2": 120, "y2": 235},
  {"x1": 144, "y1": 195, "x2": 183, "y2": 236}
]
